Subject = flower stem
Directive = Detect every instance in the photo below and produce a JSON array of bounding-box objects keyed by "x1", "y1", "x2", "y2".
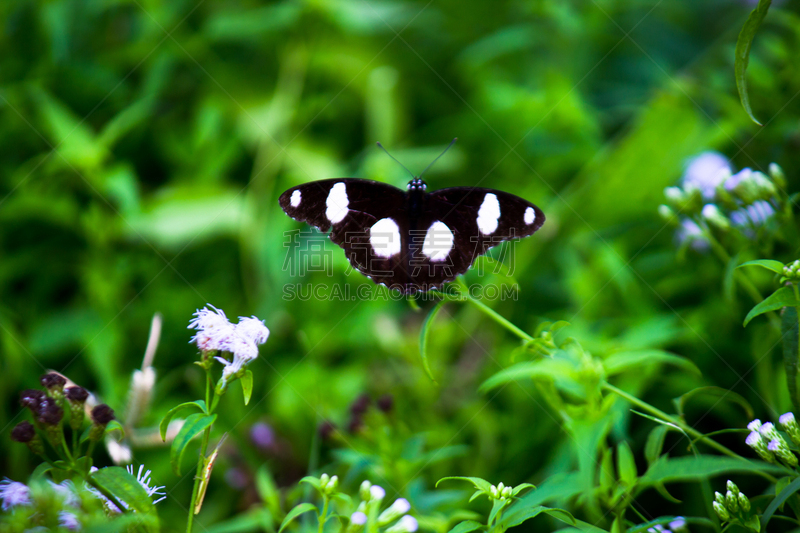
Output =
[
  {"x1": 318, "y1": 497, "x2": 329, "y2": 533},
  {"x1": 187, "y1": 371, "x2": 215, "y2": 533},
  {"x1": 601, "y1": 382, "x2": 778, "y2": 482},
  {"x1": 453, "y1": 279, "x2": 533, "y2": 342}
]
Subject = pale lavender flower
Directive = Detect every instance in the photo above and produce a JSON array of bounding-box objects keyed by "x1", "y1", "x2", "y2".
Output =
[
  {"x1": 780, "y1": 413, "x2": 796, "y2": 426},
  {"x1": 768, "y1": 439, "x2": 781, "y2": 452},
  {"x1": 236, "y1": 316, "x2": 270, "y2": 344},
  {"x1": 759, "y1": 422, "x2": 779, "y2": 440},
  {"x1": 128, "y1": 464, "x2": 166, "y2": 505},
  {"x1": 59, "y1": 511, "x2": 81, "y2": 531},
  {"x1": 724, "y1": 168, "x2": 753, "y2": 191},
  {"x1": 747, "y1": 419, "x2": 762, "y2": 432},
  {"x1": 731, "y1": 200, "x2": 775, "y2": 228},
  {"x1": 0, "y1": 479, "x2": 31, "y2": 510},
  {"x1": 387, "y1": 516, "x2": 419, "y2": 533},
  {"x1": 370, "y1": 485, "x2": 386, "y2": 501},
  {"x1": 351, "y1": 512, "x2": 368, "y2": 525},
  {"x1": 669, "y1": 517, "x2": 686, "y2": 531},
  {"x1": 50, "y1": 480, "x2": 80, "y2": 508},
  {"x1": 745, "y1": 431, "x2": 762, "y2": 448},
  {"x1": 676, "y1": 219, "x2": 710, "y2": 251},
  {"x1": 682, "y1": 151, "x2": 732, "y2": 199},
  {"x1": 250, "y1": 422, "x2": 275, "y2": 450}
]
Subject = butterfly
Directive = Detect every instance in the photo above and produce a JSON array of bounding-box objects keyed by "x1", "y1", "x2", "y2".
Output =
[{"x1": 278, "y1": 141, "x2": 546, "y2": 294}]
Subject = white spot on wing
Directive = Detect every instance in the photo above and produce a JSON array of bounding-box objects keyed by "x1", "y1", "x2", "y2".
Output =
[
  {"x1": 370, "y1": 218, "x2": 402, "y2": 258},
  {"x1": 477, "y1": 193, "x2": 501, "y2": 234},
  {"x1": 325, "y1": 182, "x2": 349, "y2": 223},
  {"x1": 524, "y1": 206, "x2": 535, "y2": 225},
  {"x1": 422, "y1": 221, "x2": 454, "y2": 262},
  {"x1": 290, "y1": 190, "x2": 302, "y2": 207}
]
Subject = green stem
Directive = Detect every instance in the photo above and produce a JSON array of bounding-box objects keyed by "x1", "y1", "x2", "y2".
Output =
[
  {"x1": 318, "y1": 497, "x2": 329, "y2": 533},
  {"x1": 453, "y1": 279, "x2": 533, "y2": 342},
  {"x1": 602, "y1": 383, "x2": 778, "y2": 482},
  {"x1": 187, "y1": 371, "x2": 215, "y2": 533}
]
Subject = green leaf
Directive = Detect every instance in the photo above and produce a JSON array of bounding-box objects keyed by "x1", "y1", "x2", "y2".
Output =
[
  {"x1": 644, "y1": 425, "x2": 668, "y2": 467},
  {"x1": 642, "y1": 455, "x2": 787, "y2": 485},
  {"x1": 104, "y1": 420, "x2": 125, "y2": 442},
  {"x1": 278, "y1": 502, "x2": 318, "y2": 533},
  {"x1": 744, "y1": 286, "x2": 800, "y2": 326},
  {"x1": 436, "y1": 476, "x2": 493, "y2": 494},
  {"x1": 170, "y1": 412, "x2": 216, "y2": 475},
  {"x1": 479, "y1": 359, "x2": 575, "y2": 393},
  {"x1": 299, "y1": 476, "x2": 322, "y2": 490},
  {"x1": 159, "y1": 400, "x2": 206, "y2": 442},
  {"x1": 241, "y1": 370, "x2": 254, "y2": 405},
  {"x1": 734, "y1": 0, "x2": 772, "y2": 125},
  {"x1": 603, "y1": 350, "x2": 700, "y2": 376},
  {"x1": 762, "y1": 474, "x2": 800, "y2": 530},
  {"x1": 419, "y1": 300, "x2": 446, "y2": 382},
  {"x1": 738, "y1": 259, "x2": 784, "y2": 274},
  {"x1": 616, "y1": 442, "x2": 637, "y2": 487},
  {"x1": 511, "y1": 483, "x2": 535, "y2": 497},
  {"x1": 90, "y1": 466, "x2": 158, "y2": 519},
  {"x1": 256, "y1": 465, "x2": 281, "y2": 519},
  {"x1": 447, "y1": 520, "x2": 484, "y2": 533},
  {"x1": 782, "y1": 306, "x2": 800, "y2": 413},
  {"x1": 500, "y1": 505, "x2": 576, "y2": 529}
]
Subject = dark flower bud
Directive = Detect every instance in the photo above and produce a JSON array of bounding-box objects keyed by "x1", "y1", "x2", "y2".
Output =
[
  {"x1": 11, "y1": 421, "x2": 44, "y2": 456},
  {"x1": 36, "y1": 398, "x2": 64, "y2": 426},
  {"x1": 350, "y1": 394, "x2": 371, "y2": 415},
  {"x1": 11, "y1": 421, "x2": 35, "y2": 443},
  {"x1": 65, "y1": 386, "x2": 89, "y2": 403},
  {"x1": 40, "y1": 373, "x2": 66, "y2": 390},
  {"x1": 377, "y1": 394, "x2": 394, "y2": 413},
  {"x1": 318, "y1": 420, "x2": 336, "y2": 440},
  {"x1": 20, "y1": 389, "x2": 46, "y2": 411},
  {"x1": 91, "y1": 405, "x2": 115, "y2": 426},
  {"x1": 347, "y1": 415, "x2": 364, "y2": 434}
]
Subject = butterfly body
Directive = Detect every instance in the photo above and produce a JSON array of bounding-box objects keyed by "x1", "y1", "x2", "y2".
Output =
[{"x1": 279, "y1": 177, "x2": 545, "y2": 294}]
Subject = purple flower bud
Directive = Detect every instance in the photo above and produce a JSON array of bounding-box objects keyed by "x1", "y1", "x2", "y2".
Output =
[
  {"x1": 351, "y1": 394, "x2": 371, "y2": 415},
  {"x1": 65, "y1": 386, "x2": 89, "y2": 403},
  {"x1": 20, "y1": 389, "x2": 46, "y2": 411},
  {"x1": 91, "y1": 404, "x2": 115, "y2": 426},
  {"x1": 250, "y1": 422, "x2": 275, "y2": 451},
  {"x1": 11, "y1": 421, "x2": 35, "y2": 443},
  {"x1": 377, "y1": 394, "x2": 394, "y2": 413},
  {"x1": 40, "y1": 372, "x2": 66, "y2": 390},
  {"x1": 36, "y1": 398, "x2": 64, "y2": 425}
]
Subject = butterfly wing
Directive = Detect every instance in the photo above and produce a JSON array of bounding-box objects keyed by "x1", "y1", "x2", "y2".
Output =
[
  {"x1": 405, "y1": 187, "x2": 545, "y2": 290},
  {"x1": 279, "y1": 178, "x2": 411, "y2": 289}
]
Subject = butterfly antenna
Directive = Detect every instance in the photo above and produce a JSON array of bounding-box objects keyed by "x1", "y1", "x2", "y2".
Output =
[
  {"x1": 420, "y1": 138, "x2": 457, "y2": 178},
  {"x1": 376, "y1": 142, "x2": 415, "y2": 178}
]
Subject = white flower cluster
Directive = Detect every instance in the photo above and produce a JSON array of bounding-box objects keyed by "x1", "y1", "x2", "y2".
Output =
[
  {"x1": 349, "y1": 480, "x2": 417, "y2": 533},
  {"x1": 745, "y1": 415, "x2": 800, "y2": 466},
  {"x1": 188, "y1": 305, "x2": 270, "y2": 380},
  {"x1": 660, "y1": 152, "x2": 784, "y2": 251}
]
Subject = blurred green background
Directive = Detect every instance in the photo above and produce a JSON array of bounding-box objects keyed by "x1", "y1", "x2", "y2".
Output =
[{"x1": 2, "y1": 0, "x2": 800, "y2": 529}]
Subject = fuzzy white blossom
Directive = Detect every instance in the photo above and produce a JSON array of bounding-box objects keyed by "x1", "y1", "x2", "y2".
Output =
[
  {"x1": 351, "y1": 512, "x2": 367, "y2": 525},
  {"x1": 50, "y1": 480, "x2": 80, "y2": 508},
  {"x1": 236, "y1": 316, "x2": 270, "y2": 344},
  {"x1": 189, "y1": 305, "x2": 236, "y2": 353},
  {"x1": 682, "y1": 151, "x2": 732, "y2": 199},
  {"x1": 370, "y1": 484, "x2": 386, "y2": 501},
  {"x1": 59, "y1": 511, "x2": 81, "y2": 531},
  {"x1": 747, "y1": 419, "x2": 762, "y2": 432},
  {"x1": 0, "y1": 479, "x2": 31, "y2": 511}
]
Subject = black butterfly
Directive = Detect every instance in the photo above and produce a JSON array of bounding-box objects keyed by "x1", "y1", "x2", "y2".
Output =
[{"x1": 278, "y1": 143, "x2": 545, "y2": 294}]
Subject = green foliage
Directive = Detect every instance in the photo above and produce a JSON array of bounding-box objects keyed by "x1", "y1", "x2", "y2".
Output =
[{"x1": 5, "y1": 0, "x2": 800, "y2": 532}]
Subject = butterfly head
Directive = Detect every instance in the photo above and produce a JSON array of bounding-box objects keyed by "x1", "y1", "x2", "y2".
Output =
[{"x1": 407, "y1": 177, "x2": 427, "y2": 191}]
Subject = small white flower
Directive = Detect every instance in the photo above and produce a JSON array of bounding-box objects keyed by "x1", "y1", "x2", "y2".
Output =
[
  {"x1": 370, "y1": 485, "x2": 386, "y2": 501},
  {"x1": 189, "y1": 305, "x2": 236, "y2": 353},
  {"x1": 386, "y1": 515, "x2": 418, "y2": 533},
  {"x1": 128, "y1": 464, "x2": 166, "y2": 505},
  {"x1": 780, "y1": 412, "x2": 796, "y2": 426},
  {"x1": 236, "y1": 316, "x2": 270, "y2": 344},
  {"x1": 351, "y1": 512, "x2": 367, "y2": 525},
  {"x1": 747, "y1": 419, "x2": 762, "y2": 432},
  {"x1": 0, "y1": 479, "x2": 31, "y2": 510},
  {"x1": 59, "y1": 511, "x2": 81, "y2": 531},
  {"x1": 759, "y1": 422, "x2": 779, "y2": 440},
  {"x1": 668, "y1": 517, "x2": 686, "y2": 531},
  {"x1": 378, "y1": 498, "x2": 412, "y2": 525}
]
